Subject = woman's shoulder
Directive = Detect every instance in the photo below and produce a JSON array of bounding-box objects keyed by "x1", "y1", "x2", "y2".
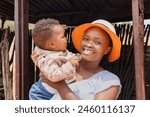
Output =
[
  {"x1": 96, "y1": 70, "x2": 120, "y2": 81},
  {"x1": 91, "y1": 70, "x2": 121, "y2": 91},
  {"x1": 92, "y1": 70, "x2": 121, "y2": 98},
  {"x1": 88, "y1": 70, "x2": 121, "y2": 99}
]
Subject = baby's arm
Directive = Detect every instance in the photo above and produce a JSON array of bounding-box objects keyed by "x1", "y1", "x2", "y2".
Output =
[{"x1": 31, "y1": 51, "x2": 75, "y2": 82}]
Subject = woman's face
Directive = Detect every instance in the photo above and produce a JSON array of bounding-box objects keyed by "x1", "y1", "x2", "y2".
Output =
[{"x1": 80, "y1": 27, "x2": 111, "y2": 62}]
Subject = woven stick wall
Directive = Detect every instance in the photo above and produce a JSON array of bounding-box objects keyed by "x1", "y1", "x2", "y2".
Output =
[{"x1": 114, "y1": 24, "x2": 150, "y2": 99}]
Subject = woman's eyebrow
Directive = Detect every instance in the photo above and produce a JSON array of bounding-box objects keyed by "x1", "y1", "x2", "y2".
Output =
[
  {"x1": 83, "y1": 35, "x2": 89, "y2": 37},
  {"x1": 94, "y1": 37, "x2": 102, "y2": 40}
]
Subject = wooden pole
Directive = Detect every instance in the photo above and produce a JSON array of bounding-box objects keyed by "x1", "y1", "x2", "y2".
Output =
[
  {"x1": 14, "y1": 0, "x2": 29, "y2": 100},
  {"x1": 1, "y1": 17, "x2": 6, "y2": 29},
  {"x1": 132, "y1": 0, "x2": 146, "y2": 99}
]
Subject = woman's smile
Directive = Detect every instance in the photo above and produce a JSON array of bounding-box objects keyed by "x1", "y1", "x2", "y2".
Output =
[{"x1": 82, "y1": 48, "x2": 95, "y2": 55}]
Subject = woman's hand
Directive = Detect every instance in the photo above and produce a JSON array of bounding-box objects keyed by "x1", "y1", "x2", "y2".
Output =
[{"x1": 40, "y1": 74, "x2": 67, "y2": 90}]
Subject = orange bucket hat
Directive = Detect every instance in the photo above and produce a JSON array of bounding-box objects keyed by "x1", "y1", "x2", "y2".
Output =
[{"x1": 72, "y1": 19, "x2": 121, "y2": 62}]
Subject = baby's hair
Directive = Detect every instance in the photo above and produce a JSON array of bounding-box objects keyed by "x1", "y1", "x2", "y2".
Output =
[{"x1": 32, "y1": 18, "x2": 60, "y2": 49}]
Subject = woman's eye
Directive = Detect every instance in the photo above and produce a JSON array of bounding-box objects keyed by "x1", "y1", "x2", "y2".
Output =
[
  {"x1": 94, "y1": 41, "x2": 101, "y2": 45},
  {"x1": 83, "y1": 38, "x2": 89, "y2": 42}
]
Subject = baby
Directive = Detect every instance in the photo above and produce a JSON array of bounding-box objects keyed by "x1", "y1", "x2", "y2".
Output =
[{"x1": 29, "y1": 18, "x2": 81, "y2": 100}]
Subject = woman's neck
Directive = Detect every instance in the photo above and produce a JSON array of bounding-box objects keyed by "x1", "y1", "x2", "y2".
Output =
[
  {"x1": 75, "y1": 60, "x2": 103, "y2": 81},
  {"x1": 78, "y1": 60, "x2": 102, "y2": 74}
]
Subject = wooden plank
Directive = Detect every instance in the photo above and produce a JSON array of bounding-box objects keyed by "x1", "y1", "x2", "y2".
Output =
[
  {"x1": 132, "y1": 0, "x2": 146, "y2": 99},
  {"x1": 1, "y1": 29, "x2": 13, "y2": 99}
]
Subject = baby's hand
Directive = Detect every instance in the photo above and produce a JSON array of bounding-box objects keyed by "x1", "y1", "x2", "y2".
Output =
[
  {"x1": 70, "y1": 56, "x2": 80, "y2": 69},
  {"x1": 76, "y1": 53, "x2": 82, "y2": 61}
]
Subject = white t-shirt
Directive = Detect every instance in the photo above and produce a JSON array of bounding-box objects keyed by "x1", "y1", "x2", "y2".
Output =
[{"x1": 50, "y1": 70, "x2": 121, "y2": 100}]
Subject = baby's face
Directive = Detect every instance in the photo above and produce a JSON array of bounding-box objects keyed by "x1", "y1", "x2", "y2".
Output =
[{"x1": 51, "y1": 25, "x2": 67, "y2": 51}]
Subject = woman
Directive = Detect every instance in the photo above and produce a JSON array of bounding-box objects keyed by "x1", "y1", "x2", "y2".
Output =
[{"x1": 41, "y1": 19, "x2": 122, "y2": 100}]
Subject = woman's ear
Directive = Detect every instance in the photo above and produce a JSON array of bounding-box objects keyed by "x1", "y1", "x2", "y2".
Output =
[{"x1": 104, "y1": 47, "x2": 111, "y2": 55}]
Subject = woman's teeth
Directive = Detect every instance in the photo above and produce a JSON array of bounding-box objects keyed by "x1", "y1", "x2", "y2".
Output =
[{"x1": 83, "y1": 49, "x2": 94, "y2": 54}]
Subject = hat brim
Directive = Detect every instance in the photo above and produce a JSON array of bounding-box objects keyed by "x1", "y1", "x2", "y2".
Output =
[{"x1": 72, "y1": 23, "x2": 121, "y2": 62}]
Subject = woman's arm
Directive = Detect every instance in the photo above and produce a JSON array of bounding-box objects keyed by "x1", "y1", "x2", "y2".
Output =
[
  {"x1": 41, "y1": 75, "x2": 120, "y2": 100},
  {"x1": 94, "y1": 86, "x2": 120, "y2": 100},
  {"x1": 57, "y1": 86, "x2": 80, "y2": 100},
  {"x1": 41, "y1": 76, "x2": 80, "y2": 100}
]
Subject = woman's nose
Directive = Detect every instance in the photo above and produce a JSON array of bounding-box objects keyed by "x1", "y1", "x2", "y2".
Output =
[{"x1": 85, "y1": 41, "x2": 93, "y2": 47}]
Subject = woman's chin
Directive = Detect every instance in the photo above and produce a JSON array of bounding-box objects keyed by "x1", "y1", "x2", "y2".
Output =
[
  {"x1": 82, "y1": 54, "x2": 94, "y2": 61},
  {"x1": 81, "y1": 54, "x2": 101, "y2": 63}
]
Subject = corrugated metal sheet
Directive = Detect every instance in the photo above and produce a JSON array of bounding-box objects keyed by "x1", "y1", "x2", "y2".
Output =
[{"x1": 0, "y1": 0, "x2": 150, "y2": 25}]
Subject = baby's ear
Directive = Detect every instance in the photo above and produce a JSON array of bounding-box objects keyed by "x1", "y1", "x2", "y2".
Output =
[
  {"x1": 104, "y1": 47, "x2": 111, "y2": 55},
  {"x1": 48, "y1": 40, "x2": 55, "y2": 48}
]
